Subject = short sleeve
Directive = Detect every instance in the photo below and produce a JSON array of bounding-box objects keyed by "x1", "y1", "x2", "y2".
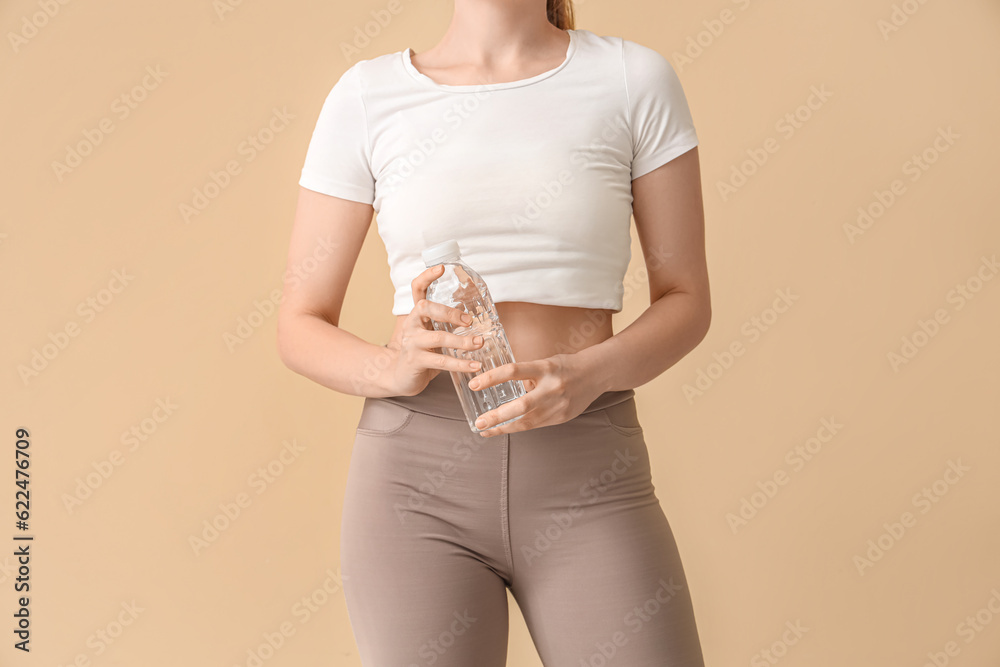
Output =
[
  {"x1": 298, "y1": 64, "x2": 375, "y2": 204},
  {"x1": 623, "y1": 39, "x2": 699, "y2": 180}
]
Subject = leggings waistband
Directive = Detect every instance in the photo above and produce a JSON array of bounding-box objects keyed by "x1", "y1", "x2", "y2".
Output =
[{"x1": 379, "y1": 371, "x2": 636, "y2": 421}]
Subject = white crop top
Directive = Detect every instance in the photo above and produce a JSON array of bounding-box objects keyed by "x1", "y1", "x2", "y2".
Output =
[{"x1": 298, "y1": 28, "x2": 699, "y2": 316}]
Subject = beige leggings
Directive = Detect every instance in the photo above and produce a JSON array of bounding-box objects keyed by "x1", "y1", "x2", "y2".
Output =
[{"x1": 340, "y1": 371, "x2": 706, "y2": 667}]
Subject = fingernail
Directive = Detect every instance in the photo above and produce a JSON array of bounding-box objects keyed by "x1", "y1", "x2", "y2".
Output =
[
  {"x1": 473, "y1": 335, "x2": 483, "y2": 345},
  {"x1": 462, "y1": 314, "x2": 473, "y2": 324},
  {"x1": 470, "y1": 361, "x2": 481, "y2": 369}
]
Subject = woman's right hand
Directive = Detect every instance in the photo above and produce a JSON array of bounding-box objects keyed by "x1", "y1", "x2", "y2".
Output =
[{"x1": 388, "y1": 264, "x2": 486, "y2": 397}]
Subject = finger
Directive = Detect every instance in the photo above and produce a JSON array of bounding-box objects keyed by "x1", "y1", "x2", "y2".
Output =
[
  {"x1": 410, "y1": 265, "x2": 445, "y2": 314},
  {"x1": 477, "y1": 412, "x2": 533, "y2": 438},
  {"x1": 421, "y1": 328, "x2": 485, "y2": 353},
  {"x1": 469, "y1": 359, "x2": 542, "y2": 391},
  {"x1": 474, "y1": 396, "x2": 534, "y2": 432},
  {"x1": 410, "y1": 298, "x2": 473, "y2": 333},
  {"x1": 468, "y1": 366, "x2": 506, "y2": 391},
  {"x1": 408, "y1": 330, "x2": 484, "y2": 367},
  {"x1": 417, "y1": 349, "x2": 481, "y2": 374},
  {"x1": 482, "y1": 418, "x2": 534, "y2": 437}
]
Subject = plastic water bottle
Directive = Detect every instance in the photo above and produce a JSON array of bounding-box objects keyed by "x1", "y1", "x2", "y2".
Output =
[{"x1": 421, "y1": 239, "x2": 526, "y2": 433}]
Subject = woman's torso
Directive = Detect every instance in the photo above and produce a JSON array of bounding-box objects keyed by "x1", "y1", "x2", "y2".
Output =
[
  {"x1": 388, "y1": 33, "x2": 619, "y2": 366},
  {"x1": 384, "y1": 31, "x2": 618, "y2": 373},
  {"x1": 356, "y1": 29, "x2": 640, "y2": 319},
  {"x1": 389, "y1": 302, "x2": 614, "y2": 364}
]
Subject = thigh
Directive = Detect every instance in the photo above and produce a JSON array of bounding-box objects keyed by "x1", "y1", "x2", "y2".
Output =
[
  {"x1": 507, "y1": 403, "x2": 706, "y2": 667},
  {"x1": 340, "y1": 398, "x2": 510, "y2": 667},
  {"x1": 341, "y1": 546, "x2": 509, "y2": 667}
]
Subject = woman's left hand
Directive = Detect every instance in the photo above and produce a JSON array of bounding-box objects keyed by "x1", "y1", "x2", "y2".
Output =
[{"x1": 467, "y1": 352, "x2": 605, "y2": 437}]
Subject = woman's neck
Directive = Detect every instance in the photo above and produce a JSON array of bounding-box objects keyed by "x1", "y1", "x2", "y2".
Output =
[{"x1": 424, "y1": 0, "x2": 563, "y2": 68}]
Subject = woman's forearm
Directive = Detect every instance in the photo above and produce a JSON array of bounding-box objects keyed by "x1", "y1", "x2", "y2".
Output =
[
  {"x1": 277, "y1": 312, "x2": 402, "y2": 398},
  {"x1": 575, "y1": 290, "x2": 711, "y2": 394}
]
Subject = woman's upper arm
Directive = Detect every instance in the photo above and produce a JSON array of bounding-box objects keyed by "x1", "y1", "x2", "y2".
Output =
[
  {"x1": 623, "y1": 39, "x2": 708, "y2": 317},
  {"x1": 278, "y1": 186, "x2": 374, "y2": 328},
  {"x1": 281, "y1": 60, "x2": 375, "y2": 331},
  {"x1": 630, "y1": 146, "x2": 710, "y2": 313}
]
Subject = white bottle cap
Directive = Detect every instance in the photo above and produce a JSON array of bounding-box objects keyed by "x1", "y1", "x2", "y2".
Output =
[{"x1": 422, "y1": 239, "x2": 462, "y2": 267}]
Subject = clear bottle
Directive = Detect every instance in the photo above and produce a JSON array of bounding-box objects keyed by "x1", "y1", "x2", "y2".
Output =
[{"x1": 421, "y1": 239, "x2": 526, "y2": 433}]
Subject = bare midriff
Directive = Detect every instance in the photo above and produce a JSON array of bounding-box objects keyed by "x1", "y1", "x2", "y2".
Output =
[{"x1": 389, "y1": 301, "x2": 615, "y2": 364}]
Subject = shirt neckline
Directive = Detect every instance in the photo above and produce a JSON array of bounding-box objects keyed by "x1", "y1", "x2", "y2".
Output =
[{"x1": 402, "y1": 29, "x2": 578, "y2": 93}]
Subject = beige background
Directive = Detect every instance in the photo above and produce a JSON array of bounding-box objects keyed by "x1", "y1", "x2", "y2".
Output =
[{"x1": 2, "y1": 0, "x2": 999, "y2": 664}]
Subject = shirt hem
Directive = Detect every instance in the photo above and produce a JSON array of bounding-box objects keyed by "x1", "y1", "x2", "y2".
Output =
[
  {"x1": 298, "y1": 172, "x2": 374, "y2": 205},
  {"x1": 392, "y1": 295, "x2": 625, "y2": 316},
  {"x1": 631, "y1": 135, "x2": 699, "y2": 181}
]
